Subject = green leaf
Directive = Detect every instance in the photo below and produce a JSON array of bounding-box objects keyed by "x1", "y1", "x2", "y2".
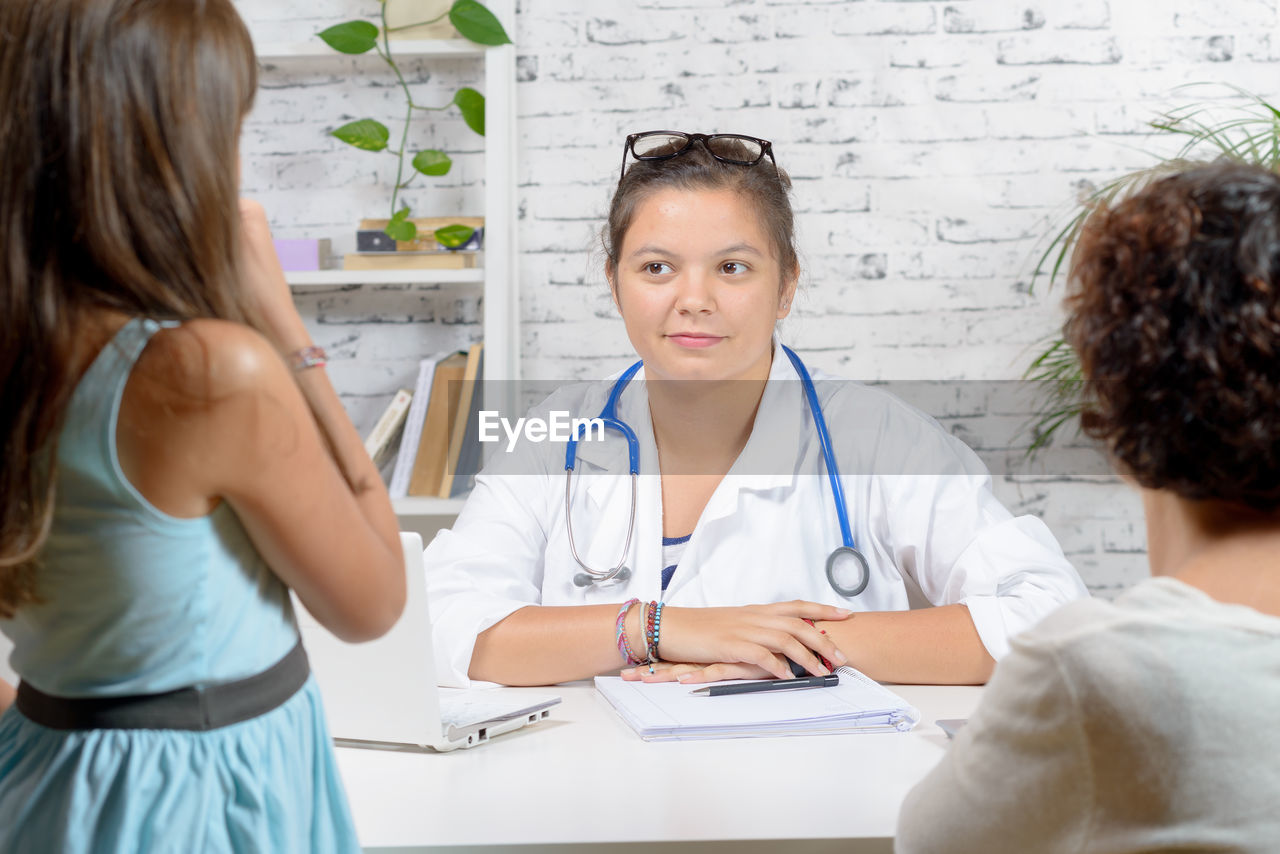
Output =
[
  {"x1": 434, "y1": 224, "x2": 475, "y2": 248},
  {"x1": 385, "y1": 207, "x2": 417, "y2": 242},
  {"x1": 449, "y1": 0, "x2": 512, "y2": 46},
  {"x1": 412, "y1": 149, "x2": 453, "y2": 176},
  {"x1": 317, "y1": 21, "x2": 380, "y2": 54},
  {"x1": 331, "y1": 119, "x2": 390, "y2": 152},
  {"x1": 454, "y1": 88, "x2": 485, "y2": 136}
]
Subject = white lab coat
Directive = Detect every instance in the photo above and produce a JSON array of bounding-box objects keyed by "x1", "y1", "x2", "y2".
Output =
[{"x1": 424, "y1": 349, "x2": 1088, "y2": 687}]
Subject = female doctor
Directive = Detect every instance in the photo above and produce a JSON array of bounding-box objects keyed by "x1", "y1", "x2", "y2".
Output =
[{"x1": 424, "y1": 132, "x2": 1087, "y2": 687}]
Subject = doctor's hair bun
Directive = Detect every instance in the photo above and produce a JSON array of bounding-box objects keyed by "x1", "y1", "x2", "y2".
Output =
[{"x1": 1065, "y1": 160, "x2": 1280, "y2": 510}]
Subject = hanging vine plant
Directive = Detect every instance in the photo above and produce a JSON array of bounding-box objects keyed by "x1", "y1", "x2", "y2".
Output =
[
  {"x1": 1022, "y1": 87, "x2": 1280, "y2": 454},
  {"x1": 318, "y1": 0, "x2": 511, "y2": 244}
]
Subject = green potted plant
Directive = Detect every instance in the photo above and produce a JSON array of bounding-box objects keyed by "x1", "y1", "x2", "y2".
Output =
[
  {"x1": 1023, "y1": 87, "x2": 1280, "y2": 452},
  {"x1": 318, "y1": 0, "x2": 511, "y2": 246}
]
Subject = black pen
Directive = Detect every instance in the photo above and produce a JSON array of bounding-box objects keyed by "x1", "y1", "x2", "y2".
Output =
[{"x1": 689, "y1": 673, "x2": 839, "y2": 697}]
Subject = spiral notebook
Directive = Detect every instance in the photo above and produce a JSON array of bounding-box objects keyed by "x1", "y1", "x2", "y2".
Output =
[{"x1": 594, "y1": 666, "x2": 919, "y2": 741}]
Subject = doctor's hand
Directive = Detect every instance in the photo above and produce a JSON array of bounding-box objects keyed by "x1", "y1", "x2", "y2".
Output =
[
  {"x1": 628, "y1": 601, "x2": 851, "y2": 682},
  {"x1": 622, "y1": 661, "x2": 775, "y2": 684}
]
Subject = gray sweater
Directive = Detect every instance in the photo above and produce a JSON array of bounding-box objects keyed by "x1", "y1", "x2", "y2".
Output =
[{"x1": 897, "y1": 577, "x2": 1280, "y2": 853}]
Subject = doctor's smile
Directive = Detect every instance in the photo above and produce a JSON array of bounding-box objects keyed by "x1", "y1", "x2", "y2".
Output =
[{"x1": 666, "y1": 332, "x2": 725, "y2": 349}]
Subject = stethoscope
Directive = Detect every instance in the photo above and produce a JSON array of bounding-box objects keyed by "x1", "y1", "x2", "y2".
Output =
[{"x1": 564, "y1": 345, "x2": 871, "y2": 598}]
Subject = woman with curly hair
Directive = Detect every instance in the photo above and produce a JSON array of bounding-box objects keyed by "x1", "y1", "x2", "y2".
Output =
[{"x1": 897, "y1": 161, "x2": 1280, "y2": 852}]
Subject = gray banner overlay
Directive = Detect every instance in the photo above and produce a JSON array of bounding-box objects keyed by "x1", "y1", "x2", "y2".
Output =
[{"x1": 438, "y1": 379, "x2": 1111, "y2": 479}]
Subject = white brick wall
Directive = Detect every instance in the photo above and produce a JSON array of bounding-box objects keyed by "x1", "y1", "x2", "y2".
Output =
[{"x1": 234, "y1": 0, "x2": 1280, "y2": 595}]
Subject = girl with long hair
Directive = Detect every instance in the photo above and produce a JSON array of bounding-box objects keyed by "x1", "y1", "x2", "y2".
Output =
[{"x1": 0, "y1": 1, "x2": 405, "y2": 849}]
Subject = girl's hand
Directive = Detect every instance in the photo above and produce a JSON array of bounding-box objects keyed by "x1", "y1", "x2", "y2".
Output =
[
  {"x1": 237, "y1": 198, "x2": 309, "y2": 352},
  {"x1": 641, "y1": 601, "x2": 851, "y2": 681}
]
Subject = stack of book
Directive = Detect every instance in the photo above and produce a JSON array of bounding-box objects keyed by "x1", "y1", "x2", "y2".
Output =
[
  {"x1": 363, "y1": 342, "x2": 485, "y2": 501},
  {"x1": 344, "y1": 216, "x2": 484, "y2": 271}
]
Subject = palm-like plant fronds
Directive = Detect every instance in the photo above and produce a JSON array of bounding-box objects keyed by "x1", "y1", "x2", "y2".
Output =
[
  {"x1": 1022, "y1": 336, "x2": 1086, "y2": 455},
  {"x1": 1022, "y1": 87, "x2": 1280, "y2": 454}
]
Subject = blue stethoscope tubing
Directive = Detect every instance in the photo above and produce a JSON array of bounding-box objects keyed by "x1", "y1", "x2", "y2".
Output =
[
  {"x1": 564, "y1": 360, "x2": 643, "y2": 585},
  {"x1": 564, "y1": 345, "x2": 871, "y2": 598}
]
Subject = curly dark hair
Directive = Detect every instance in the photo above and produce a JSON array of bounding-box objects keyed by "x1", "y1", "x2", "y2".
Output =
[{"x1": 1065, "y1": 161, "x2": 1280, "y2": 510}]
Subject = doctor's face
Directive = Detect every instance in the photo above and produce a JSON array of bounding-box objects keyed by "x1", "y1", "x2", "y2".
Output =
[{"x1": 609, "y1": 187, "x2": 797, "y2": 383}]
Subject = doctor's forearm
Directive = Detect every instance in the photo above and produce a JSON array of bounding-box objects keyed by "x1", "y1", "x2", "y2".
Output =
[
  {"x1": 468, "y1": 604, "x2": 629, "y2": 686},
  {"x1": 817, "y1": 604, "x2": 995, "y2": 685}
]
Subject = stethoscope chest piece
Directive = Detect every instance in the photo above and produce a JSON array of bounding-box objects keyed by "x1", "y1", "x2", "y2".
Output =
[
  {"x1": 573, "y1": 565, "x2": 632, "y2": 588},
  {"x1": 826, "y1": 546, "x2": 870, "y2": 598}
]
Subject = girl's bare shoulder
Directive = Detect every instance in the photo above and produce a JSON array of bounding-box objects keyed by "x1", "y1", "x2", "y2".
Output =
[
  {"x1": 117, "y1": 319, "x2": 306, "y2": 512},
  {"x1": 133, "y1": 318, "x2": 289, "y2": 401}
]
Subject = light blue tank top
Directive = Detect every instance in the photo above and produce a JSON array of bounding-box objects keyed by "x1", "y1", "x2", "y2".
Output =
[{"x1": 0, "y1": 318, "x2": 298, "y2": 697}]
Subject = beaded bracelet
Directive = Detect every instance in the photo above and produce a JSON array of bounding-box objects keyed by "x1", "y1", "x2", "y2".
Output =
[
  {"x1": 615, "y1": 598, "x2": 644, "y2": 665},
  {"x1": 642, "y1": 601, "x2": 655, "y2": 663},
  {"x1": 287, "y1": 344, "x2": 328, "y2": 372},
  {"x1": 653, "y1": 601, "x2": 664, "y2": 662},
  {"x1": 644, "y1": 600, "x2": 665, "y2": 673},
  {"x1": 802, "y1": 617, "x2": 837, "y2": 672}
]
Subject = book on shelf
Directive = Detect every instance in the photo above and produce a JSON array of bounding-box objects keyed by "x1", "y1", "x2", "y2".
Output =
[
  {"x1": 343, "y1": 250, "x2": 479, "y2": 271},
  {"x1": 446, "y1": 345, "x2": 486, "y2": 499},
  {"x1": 438, "y1": 342, "x2": 484, "y2": 499},
  {"x1": 364, "y1": 388, "x2": 413, "y2": 469},
  {"x1": 406, "y1": 351, "x2": 469, "y2": 497},
  {"x1": 388, "y1": 352, "x2": 454, "y2": 499}
]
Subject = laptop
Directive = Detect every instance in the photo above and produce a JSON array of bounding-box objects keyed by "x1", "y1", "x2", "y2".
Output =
[{"x1": 296, "y1": 532, "x2": 559, "y2": 751}]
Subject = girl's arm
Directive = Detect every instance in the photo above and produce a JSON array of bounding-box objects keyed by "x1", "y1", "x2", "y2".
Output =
[
  {"x1": 0, "y1": 678, "x2": 14, "y2": 714},
  {"x1": 116, "y1": 201, "x2": 405, "y2": 642},
  {"x1": 202, "y1": 325, "x2": 406, "y2": 642}
]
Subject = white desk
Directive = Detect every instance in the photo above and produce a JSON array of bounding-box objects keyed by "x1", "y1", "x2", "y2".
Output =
[{"x1": 336, "y1": 682, "x2": 983, "y2": 853}]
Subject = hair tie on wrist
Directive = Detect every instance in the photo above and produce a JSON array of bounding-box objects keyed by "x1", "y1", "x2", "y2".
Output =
[
  {"x1": 615, "y1": 598, "x2": 644, "y2": 666},
  {"x1": 288, "y1": 345, "x2": 327, "y2": 371}
]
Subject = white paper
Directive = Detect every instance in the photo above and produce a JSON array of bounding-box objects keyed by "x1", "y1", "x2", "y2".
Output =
[{"x1": 594, "y1": 666, "x2": 920, "y2": 741}]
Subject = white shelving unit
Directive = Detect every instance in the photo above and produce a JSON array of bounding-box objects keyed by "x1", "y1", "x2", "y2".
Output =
[
  {"x1": 255, "y1": 3, "x2": 517, "y2": 523},
  {"x1": 255, "y1": 38, "x2": 484, "y2": 59},
  {"x1": 284, "y1": 268, "x2": 484, "y2": 287}
]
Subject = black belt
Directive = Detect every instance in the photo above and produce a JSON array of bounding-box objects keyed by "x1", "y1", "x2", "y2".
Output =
[{"x1": 16, "y1": 640, "x2": 309, "y2": 732}]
